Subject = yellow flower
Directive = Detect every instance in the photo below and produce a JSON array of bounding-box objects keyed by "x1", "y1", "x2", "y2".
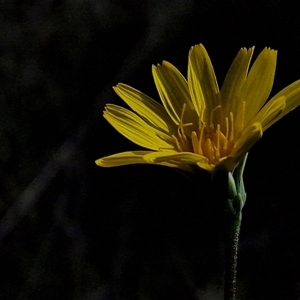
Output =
[{"x1": 95, "y1": 44, "x2": 300, "y2": 173}]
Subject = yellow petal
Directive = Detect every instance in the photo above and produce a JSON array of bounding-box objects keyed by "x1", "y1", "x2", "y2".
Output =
[
  {"x1": 104, "y1": 104, "x2": 175, "y2": 150},
  {"x1": 266, "y1": 79, "x2": 300, "y2": 124},
  {"x1": 95, "y1": 151, "x2": 179, "y2": 168},
  {"x1": 152, "y1": 61, "x2": 197, "y2": 125},
  {"x1": 251, "y1": 79, "x2": 300, "y2": 131},
  {"x1": 221, "y1": 47, "x2": 254, "y2": 120},
  {"x1": 239, "y1": 47, "x2": 277, "y2": 126},
  {"x1": 251, "y1": 96, "x2": 286, "y2": 131},
  {"x1": 188, "y1": 44, "x2": 220, "y2": 123},
  {"x1": 221, "y1": 122, "x2": 263, "y2": 171},
  {"x1": 113, "y1": 83, "x2": 177, "y2": 135},
  {"x1": 143, "y1": 151, "x2": 212, "y2": 171}
]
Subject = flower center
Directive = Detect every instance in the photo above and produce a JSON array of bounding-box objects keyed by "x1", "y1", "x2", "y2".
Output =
[
  {"x1": 172, "y1": 102, "x2": 246, "y2": 165},
  {"x1": 191, "y1": 111, "x2": 234, "y2": 164}
]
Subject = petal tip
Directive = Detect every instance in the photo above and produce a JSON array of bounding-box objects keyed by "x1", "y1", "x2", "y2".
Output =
[
  {"x1": 95, "y1": 159, "x2": 104, "y2": 166},
  {"x1": 152, "y1": 64, "x2": 158, "y2": 71}
]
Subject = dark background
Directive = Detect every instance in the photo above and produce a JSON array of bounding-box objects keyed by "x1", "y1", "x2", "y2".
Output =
[{"x1": 1, "y1": 0, "x2": 300, "y2": 299}]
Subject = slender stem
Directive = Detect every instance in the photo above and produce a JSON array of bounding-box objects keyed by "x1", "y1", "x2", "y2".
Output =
[
  {"x1": 224, "y1": 212, "x2": 242, "y2": 300},
  {"x1": 210, "y1": 155, "x2": 247, "y2": 300}
]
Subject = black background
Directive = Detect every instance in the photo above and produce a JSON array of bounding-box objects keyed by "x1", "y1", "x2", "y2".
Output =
[{"x1": 1, "y1": 0, "x2": 300, "y2": 299}]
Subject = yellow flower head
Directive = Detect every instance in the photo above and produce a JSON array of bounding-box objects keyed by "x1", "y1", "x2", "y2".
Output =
[{"x1": 96, "y1": 44, "x2": 300, "y2": 173}]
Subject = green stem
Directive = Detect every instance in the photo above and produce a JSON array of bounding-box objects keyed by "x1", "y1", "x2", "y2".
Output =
[
  {"x1": 224, "y1": 212, "x2": 242, "y2": 300},
  {"x1": 208, "y1": 154, "x2": 248, "y2": 300}
]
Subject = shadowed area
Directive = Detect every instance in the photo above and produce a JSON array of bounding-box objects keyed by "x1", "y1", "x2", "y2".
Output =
[{"x1": 1, "y1": 0, "x2": 300, "y2": 299}]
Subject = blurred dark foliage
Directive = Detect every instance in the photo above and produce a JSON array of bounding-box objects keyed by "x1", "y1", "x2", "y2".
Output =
[{"x1": 1, "y1": 0, "x2": 300, "y2": 299}]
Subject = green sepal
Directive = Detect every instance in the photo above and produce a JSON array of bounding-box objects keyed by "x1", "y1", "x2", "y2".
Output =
[
  {"x1": 224, "y1": 153, "x2": 248, "y2": 216},
  {"x1": 232, "y1": 153, "x2": 248, "y2": 210}
]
